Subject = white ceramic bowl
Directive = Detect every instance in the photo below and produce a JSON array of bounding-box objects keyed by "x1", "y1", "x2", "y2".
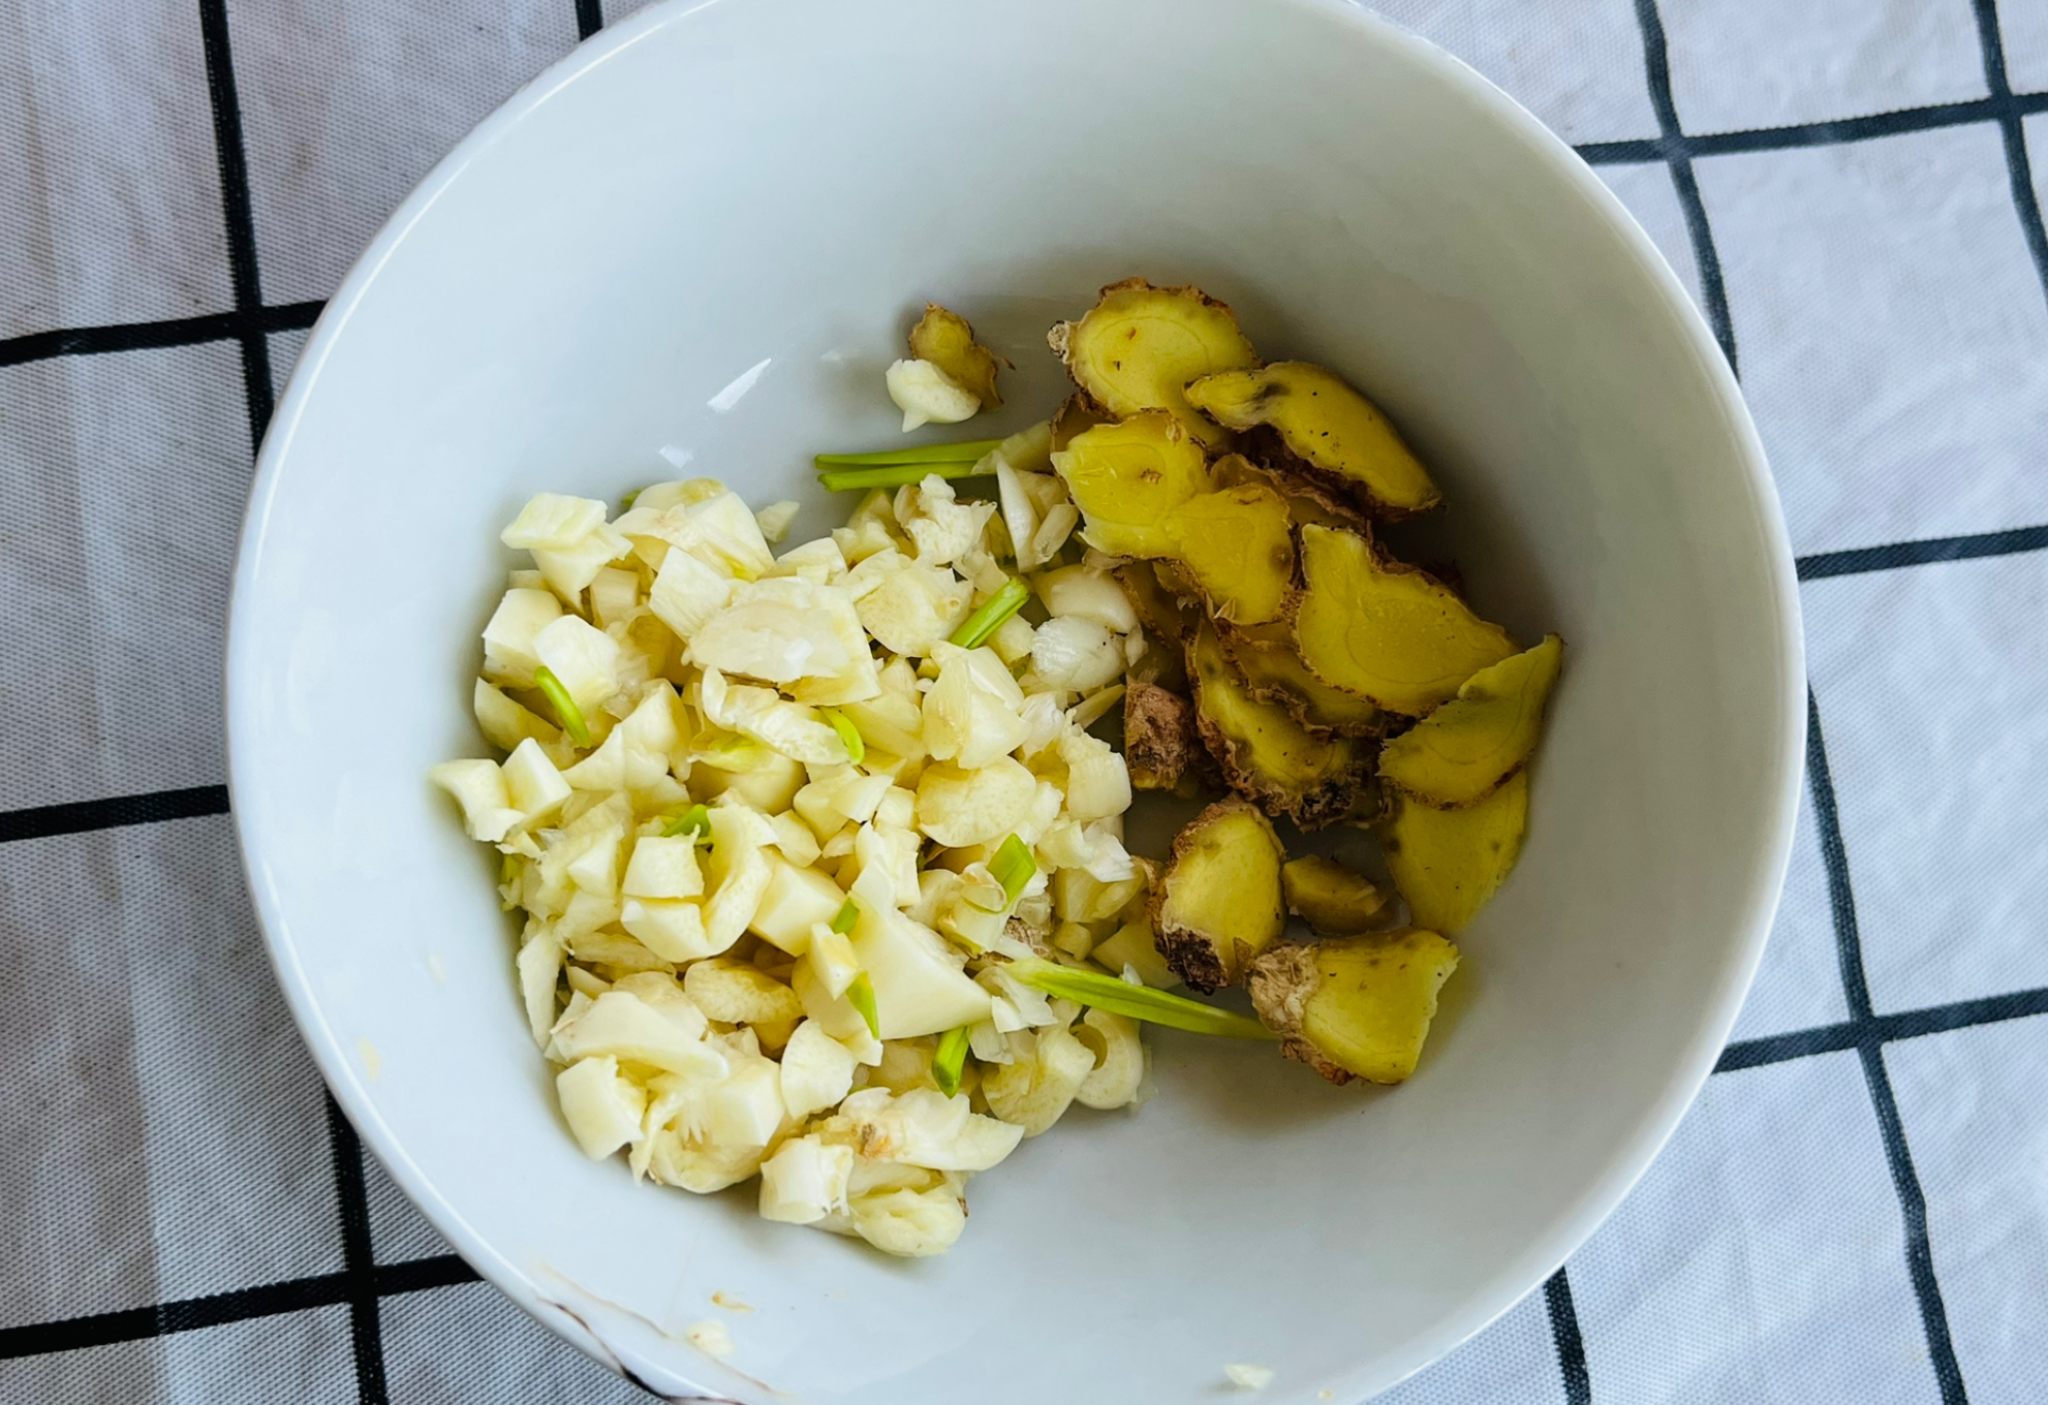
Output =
[{"x1": 227, "y1": 0, "x2": 1804, "y2": 1399}]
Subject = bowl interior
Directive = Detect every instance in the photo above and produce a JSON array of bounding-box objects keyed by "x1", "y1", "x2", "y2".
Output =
[{"x1": 229, "y1": 0, "x2": 1801, "y2": 1400}]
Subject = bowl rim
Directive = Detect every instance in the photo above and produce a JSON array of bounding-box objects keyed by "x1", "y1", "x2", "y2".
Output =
[{"x1": 225, "y1": 0, "x2": 1807, "y2": 1397}]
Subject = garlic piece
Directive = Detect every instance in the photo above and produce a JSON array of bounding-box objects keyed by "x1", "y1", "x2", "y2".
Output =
[{"x1": 885, "y1": 358, "x2": 980, "y2": 432}]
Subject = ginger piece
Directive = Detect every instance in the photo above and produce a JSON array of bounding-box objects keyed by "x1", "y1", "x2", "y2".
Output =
[
  {"x1": 1294, "y1": 525, "x2": 1515, "y2": 716},
  {"x1": 1217, "y1": 620, "x2": 1382, "y2": 737},
  {"x1": 1281, "y1": 855, "x2": 1389, "y2": 936},
  {"x1": 1053, "y1": 438, "x2": 1293, "y2": 628},
  {"x1": 908, "y1": 303, "x2": 1006, "y2": 410},
  {"x1": 1151, "y1": 558, "x2": 1202, "y2": 605},
  {"x1": 1051, "y1": 411, "x2": 1214, "y2": 559},
  {"x1": 1151, "y1": 797, "x2": 1287, "y2": 992},
  {"x1": 1185, "y1": 361, "x2": 1440, "y2": 515},
  {"x1": 1050, "y1": 392, "x2": 1110, "y2": 451},
  {"x1": 1189, "y1": 623, "x2": 1376, "y2": 831},
  {"x1": 1049, "y1": 279, "x2": 1257, "y2": 448},
  {"x1": 1380, "y1": 769, "x2": 1528, "y2": 934},
  {"x1": 1380, "y1": 635, "x2": 1563, "y2": 806},
  {"x1": 1247, "y1": 929, "x2": 1460, "y2": 1085},
  {"x1": 1210, "y1": 453, "x2": 1368, "y2": 533},
  {"x1": 1123, "y1": 681, "x2": 1201, "y2": 791},
  {"x1": 1163, "y1": 483, "x2": 1295, "y2": 626},
  {"x1": 1114, "y1": 561, "x2": 1202, "y2": 691}
]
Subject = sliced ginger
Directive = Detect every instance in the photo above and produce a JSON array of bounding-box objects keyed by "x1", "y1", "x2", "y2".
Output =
[
  {"x1": 1051, "y1": 411, "x2": 1213, "y2": 558},
  {"x1": 1114, "y1": 563, "x2": 1197, "y2": 691},
  {"x1": 1281, "y1": 855, "x2": 1389, "y2": 936},
  {"x1": 1189, "y1": 623, "x2": 1376, "y2": 831},
  {"x1": 1151, "y1": 797, "x2": 1287, "y2": 992},
  {"x1": 1380, "y1": 769, "x2": 1528, "y2": 934},
  {"x1": 1049, "y1": 279, "x2": 1257, "y2": 448},
  {"x1": 908, "y1": 303, "x2": 1005, "y2": 410},
  {"x1": 1123, "y1": 680, "x2": 1202, "y2": 792},
  {"x1": 1380, "y1": 635, "x2": 1563, "y2": 806},
  {"x1": 1164, "y1": 482, "x2": 1294, "y2": 626},
  {"x1": 1247, "y1": 929, "x2": 1459, "y2": 1085},
  {"x1": 1211, "y1": 453, "x2": 1367, "y2": 533},
  {"x1": 1218, "y1": 620, "x2": 1382, "y2": 737},
  {"x1": 1050, "y1": 392, "x2": 1110, "y2": 451},
  {"x1": 1186, "y1": 361, "x2": 1440, "y2": 515},
  {"x1": 1294, "y1": 524, "x2": 1516, "y2": 716},
  {"x1": 1117, "y1": 560, "x2": 1203, "y2": 643},
  {"x1": 1055, "y1": 422, "x2": 1293, "y2": 626}
]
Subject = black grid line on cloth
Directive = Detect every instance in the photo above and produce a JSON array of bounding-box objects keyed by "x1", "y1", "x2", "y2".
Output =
[
  {"x1": 195, "y1": 0, "x2": 276, "y2": 451},
  {"x1": 1542, "y1": 1269, "x2": 1591, "y2": 1405},
  {"x1": 0, "y1": 785, "x2": 228, "y2": 844},
  {"x1": 1627, "y1": 0, "x2": 1736, "y2": 374},
  {"x1": 0, "y1": 1257, "x2": 476, "y2": 1361},
  {"x1": 1798, "y1": 524, "x2": 2048, "y2": 579},
  {"x1": 192, "y1": 0, "x2": 400, "y2": 1398},
  {"x1": 1575, "y1": 91, "x2": 2048, "y2": 165},
  {"x1": 1720, "y1": 985, "x2": 2048, "y2": 1072},
  {"x1": 325, "y1": 1096, "x2": 391, "y2": 1405},
  {"x1": 0, "y1": 301, "x2": 324, "y2": 370},
  {"x1": 1805, "y1": 690, "x2": 1969, "y2": 1404},
  {"x1": 575, "y1": 0, "x2": 604, "y2": 41},
  {"x1": 1971, "y1": 0, "x2": 2048, "y2": 310}
]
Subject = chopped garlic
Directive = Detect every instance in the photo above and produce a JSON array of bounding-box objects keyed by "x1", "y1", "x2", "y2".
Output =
[
  {"x1": 1038, "y1": 564, "x2": 1138, "y2": 633},
  {"x1": 481, "y1": 587, "x2": 563, "y2": 686},
  {"x1": 1030, "y1": 615, "x2": 1124, "y2": 692},
  {"x1": 533, "y1": 614, "x2": 621, "y2": 711},
  {"x1": 428, "y1": 760, "x2": 520, "y2": 843},
  {"x1": 922, "y1": 644, "x2": 1029, "y2": 769},
  {"x1": 1224, "y1": 1363, "x2": 1275, "y2": 1391},
  {"x1": 754, "y1": 499, "x2": 800, "y2": 543},
  {"x1": 846, "y1": 1176, "x2": 967, "y2": 1256},
  {"x1": 885, "y1": 358, "x2": 979, "y2": 432},
  {"x1": 779, "y1": 1021, "x2": 857, "y2": 1119},
  {"x1": 691, "y1": 579, "x2": 859, "y2": 686},
  {"x1": 900, "y1": 476, "x2": 997, "y2": 566},
  {"x1": 623, "y1": 835, "x2": 704, "y2": 900},
  {"x1": 557, "y1": 1056, "x2": 646, "y2": 1157},
  {"x1": 759, "y1": 1135, "x2": 855, "y2": 1223},
  {"x1": 434, "y1": 458, "x2": 1149, "y2": 1259}
]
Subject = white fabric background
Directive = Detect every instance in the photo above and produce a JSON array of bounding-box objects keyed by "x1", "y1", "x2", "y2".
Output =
[{"x1": 3, "y1": 0, "x2": 2044, "y2": 1401}]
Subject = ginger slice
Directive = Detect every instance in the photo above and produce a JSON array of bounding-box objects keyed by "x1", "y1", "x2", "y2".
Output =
[
  {"x1": 1294, "y1": 524, "x2": 1515, "y2": 717},
  {"x1": 1053, "y1": 437, "x2": 1292, "y2": 626},
  {"x1": 1189, "y1": 623, "x2": 1376, "y2": 831},
  {"x1": 1281, "y1": 855, "x2": 1390, "y2": 936},
  {"x1": 1123, "y1": 680, "x2": 1202, "y2": 792},
  {"x1": 1049, "y1": 279, "x2": 1257, "y2": 448},
  {"x1": 1152, "y1": 558, "x2": 1202, "y2": 603},
  {"x1": 1050, "y1": 411, "x2": 1213, "y2": 559},
  {"x1": 1163, "y1": 482, "x2": 1295, "y2": 626},
  {"x1": 1210, "y1": 453, "x2": 1368, "y2": 533},
  {"x1": 1150, "y1": 796, "x2": 1287, "y2": 992},
  {"x1": 1117, "y1": 560, "x2": 1204, "y2": 642},
  {"x1": 1050, "y1": 392, "x2": 1110, "y2": 452},
  {"x1": 1217, "y1": 620, "x2": 1382, "y2": 738},
  {"x1": 908, "y1": 303, "x2": 1006, "y2": 410},
  {"x1": 1247, "y1": 929, "x2": 1460, "y2": 1085},
  {"x1": 1185, "y1": 361, "x2": 1440, "y2": 515},
  {"x1": 1380, "y1": 769, "x2": 1527, "y2": 934},
  {"x1": 1380, "y1": 635, "x2": 1563, "y2": 806},
  {"x1": 1114, "y1": 562, "x2": 1198, "y2": 691}
]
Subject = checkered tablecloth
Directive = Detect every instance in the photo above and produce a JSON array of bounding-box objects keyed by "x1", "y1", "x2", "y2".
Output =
[{"x1": 5, "y1": 0, "x2": 2045, "y2": 1400}]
